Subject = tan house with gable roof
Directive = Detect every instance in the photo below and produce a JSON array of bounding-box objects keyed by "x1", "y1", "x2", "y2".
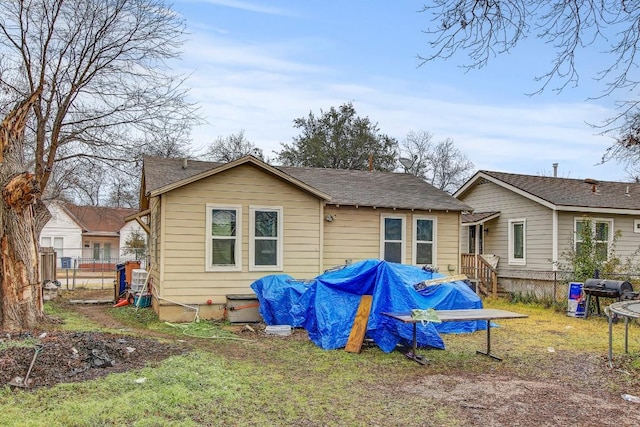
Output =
[
  {"x1": 454, "y1": 170, "x2": 640, "y2": 295},
  {"x1": 133, "y1": 155, "x2": 472, "y2": 322}
]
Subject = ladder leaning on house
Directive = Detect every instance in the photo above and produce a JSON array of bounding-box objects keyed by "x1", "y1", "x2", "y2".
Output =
[{"x1": 461, "y1": 254, "x2": 499, "y2": 297}]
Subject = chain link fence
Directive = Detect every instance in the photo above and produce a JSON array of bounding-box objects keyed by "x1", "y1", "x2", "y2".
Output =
[{"x1": 498, "y1": 269, "x2": 640, "y2": 304}]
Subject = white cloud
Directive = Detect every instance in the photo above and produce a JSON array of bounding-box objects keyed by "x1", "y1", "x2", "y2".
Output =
[
  {"x1": 178, "y1": 7, "x2": 626, "y2": 181},
  {"x1": 183, "y1": 0, "x2": 292, "y2": 16}
]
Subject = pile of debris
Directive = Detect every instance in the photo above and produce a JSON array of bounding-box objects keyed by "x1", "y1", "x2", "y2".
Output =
[{"x1": 0, "y1": 331, "x2": 189, "y2": 390}]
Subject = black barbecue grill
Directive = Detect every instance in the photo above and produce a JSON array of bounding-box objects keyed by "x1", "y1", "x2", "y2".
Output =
[{"x1": 583, "y1": 279, "x2": 634, "y2": 318}]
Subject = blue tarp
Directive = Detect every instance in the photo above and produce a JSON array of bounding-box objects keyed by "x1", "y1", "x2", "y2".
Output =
[{"x1": 250, "y1": 259, "x2": 486, "y2": 352}]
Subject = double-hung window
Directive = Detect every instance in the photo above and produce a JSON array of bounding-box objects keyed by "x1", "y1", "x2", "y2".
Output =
[
  {"x1": 41, "y1": 236, "x2": 64, "y2": 255},
  {"x1": 575, "y1": 218, "x2": 613, "y2": 262},
  {"x1": 206, "y1": 205, "x2": 241, "y2": 271},
  {"x1": 413, "y1": 217, "x2": 436, "y2": 266},
  {"x1": 250, "y1": 206, "x2": 283, "y2": 271},
  {"x1": 508, "y1": 218, "x2": 526, "y2": 265},
  {"x1": 381, "y1": 214, "x2": 405, "y2": 263}
]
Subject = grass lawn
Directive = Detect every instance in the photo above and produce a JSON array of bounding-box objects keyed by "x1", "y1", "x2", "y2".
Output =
[{"x1": 0, "y1": 295, "x2": 639, "y2": 426}]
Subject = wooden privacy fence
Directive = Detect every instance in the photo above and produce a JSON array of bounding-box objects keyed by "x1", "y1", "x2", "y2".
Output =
[{"x1": 40, "y1": 247, "x2": 57, "y2": 283}]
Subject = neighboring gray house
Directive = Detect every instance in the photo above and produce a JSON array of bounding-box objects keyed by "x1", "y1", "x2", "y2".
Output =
[{"x1": 454, "y1": 170, "x2": 640, "y2": 295}]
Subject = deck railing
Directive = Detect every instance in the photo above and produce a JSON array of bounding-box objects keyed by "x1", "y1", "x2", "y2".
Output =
[{"x1": 461, "y1": 254, "x2": 499, "y2": 297}]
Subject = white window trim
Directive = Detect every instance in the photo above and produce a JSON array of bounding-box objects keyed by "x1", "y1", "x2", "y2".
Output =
[
  {"x1": 508, "y1": 218, "x2": 526, "y2": 265},
  {"x1": 380, "y1": 214, "x2": 406, "y2": 263},
  {"x1": 41, "y1": 236, "x2": 64, "y2": 252},
  {"x1": 249, "y1": 205, "x2": 283, "y2": 272},
  {"x1": 206, "y1": 204, "x2": 242, "y2": 272},
  {"x1": 634, "y1": 219, "x2": 640, "y2": 234},
  {"x1": 574, "y1": 217, "x2": 614, "y2": 258},
  {"x1": 412, "y1": 216, "x2": 437, "y2": 266}
]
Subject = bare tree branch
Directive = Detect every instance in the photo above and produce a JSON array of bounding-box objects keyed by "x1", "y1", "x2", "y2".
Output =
[
  {"x1": 400, "y1": 130, "x2": 474, "y2": 193},
  {"x1": 418, "y1": 1, "x2": 640, "y2": 173},
  {"x1": 0, "y1": 0, "x2": 201, "y2": 201},
  {"x1": 203, "y1": 130, "x2": 265, "y2": 162}
]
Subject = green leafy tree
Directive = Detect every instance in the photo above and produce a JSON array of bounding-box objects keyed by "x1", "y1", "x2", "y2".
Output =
[
  {"x1": 123, "y1": 230, "x2": 147, "y2": 260},
  {"x1": 277, "y1": 102, "x2": 398, "y2": 171}
]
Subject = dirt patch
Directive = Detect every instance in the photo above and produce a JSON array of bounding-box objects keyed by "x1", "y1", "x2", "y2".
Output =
[
  {"x1": 1, "y1": 288, "x2": 190, "y2": 389},
  {"x1": 402, "y1": 373, "x2": 639, "y2": 427}
]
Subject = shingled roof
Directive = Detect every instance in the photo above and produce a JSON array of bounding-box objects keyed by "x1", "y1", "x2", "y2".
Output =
[
  {"x1": 142, "y1": 156, "x2": 472, "y2": 212},
  {"x1": 62, "y1": 203, "x2": 138, "y2": 236},
  {"x1": 456, "y1": 170, "x2": 640, "y2": 212},
  {"x1": 142, "y1": 157, "x2": 223, "y2": 194},
  {"x1": 461, "y1": 211, "x2": 500, "y2": 225}
]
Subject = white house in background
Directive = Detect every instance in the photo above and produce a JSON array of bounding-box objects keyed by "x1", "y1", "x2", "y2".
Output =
[
  {"x1": 40, "y1": 202, "x2": 83, "y2": 262},
  {"x1": 40, "y1": 201, "x2": 146, "y2": 267}
]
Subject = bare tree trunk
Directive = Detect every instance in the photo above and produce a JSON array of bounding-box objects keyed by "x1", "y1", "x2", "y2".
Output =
[{"x1": 0, "y1": 90, "x2": 46, "y2": 331}]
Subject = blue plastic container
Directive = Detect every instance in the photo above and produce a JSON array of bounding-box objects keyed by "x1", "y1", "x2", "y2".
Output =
[
  {"x1": 567, "y1": 282, "x2": 584, "y2": 317},
  {"x1": 134, "y1": 294, "x2": 151, "y2": 308}
]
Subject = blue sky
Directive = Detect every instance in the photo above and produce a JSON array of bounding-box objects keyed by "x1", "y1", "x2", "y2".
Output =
[{"x1": 172, "y1": 0, "x2": 628, "y2": 182}]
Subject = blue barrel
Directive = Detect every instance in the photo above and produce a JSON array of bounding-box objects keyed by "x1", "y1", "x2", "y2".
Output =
[{"x1": 61, "y1": 257, "x2": 71, "y2": 269}]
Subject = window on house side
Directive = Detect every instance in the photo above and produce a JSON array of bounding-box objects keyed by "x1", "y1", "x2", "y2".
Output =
[
  {"x1": 414, "y1": 217, "x2": 436, "y2": 265},
  {"x1": 53, "y1": 237, "x2": 63, "y2": 256},
  {"x1": 206, "y1": 205, "x2": 242, "y2": 272},
  {"x1": 381, "y1": 215, "x2": 405, "y2": 263},
  {"x1": 249, "y1": 206, "x2": 283, "y2": 271},
  {"x1": 575, "y1": 218, "x2": 613, "y2": 262},
  {"x1": 40, "y1": 236, "x2": 63, "y2": 254},
  {"x1": 508, "y1": 219, "x2": 526, "y2": 265}
]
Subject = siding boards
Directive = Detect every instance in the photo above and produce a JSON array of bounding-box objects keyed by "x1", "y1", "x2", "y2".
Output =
[
  {"x1": 460, "y1": 179, "x2": 640, "y2": 274},
  {"x1": 322, "y1": 207, "x2": 461, "y2": 272},
  {"x1": 558, "y1": 211, "x2": 640, "y2": 264},
  {"x1": 461, "y1": 181, "x2": 553, "y2": 271},
  {"x1": 149, "y1": 162, "x2": 465, "y2": 312},
  {"x1": 156, "y1": 164, "x2": 322, "y2": 304}
]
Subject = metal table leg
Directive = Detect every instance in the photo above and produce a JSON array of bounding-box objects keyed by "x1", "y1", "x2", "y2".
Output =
[
  {"x1": 476, "y1": 319, "x2": 502, "y2": 361},
  {"x1": 404, "y1": 323, "x2": 428, "y2": 365}
]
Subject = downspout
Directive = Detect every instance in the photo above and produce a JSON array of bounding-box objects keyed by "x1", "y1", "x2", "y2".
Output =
[
  {"x1": 552, "y1": 208, "x2": 558, "y2": 271},
  {"x1": 319, "y1": 201, "x2": 325, "y2": 274},
  {"x1": 160, "y1": 194, "x2": 166, "y2": 285}
]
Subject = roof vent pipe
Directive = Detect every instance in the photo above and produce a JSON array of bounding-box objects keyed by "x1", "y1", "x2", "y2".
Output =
[
  {"x1": 182, "y1": 159, "x2": 188, "y2": 169},
  {"x1": 552, "y1": 163, "x2": 558, "y2": 177}
]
